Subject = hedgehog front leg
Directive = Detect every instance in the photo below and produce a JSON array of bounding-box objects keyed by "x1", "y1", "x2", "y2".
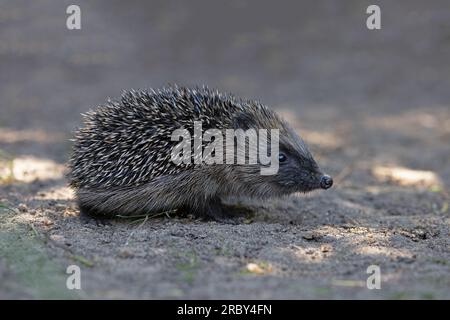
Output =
[
  {"x1": 189, "y1": 197, "x2": 252, "y2": 223},
  {"x1": 177, "y1": 197, "x2": 230, "y2": 222},
  {"x1": 202, "y1": 197, "x2": 236, "y2": 222}
]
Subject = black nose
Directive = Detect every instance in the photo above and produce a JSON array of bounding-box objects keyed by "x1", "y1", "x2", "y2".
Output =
[{"x1": 320, "y1": 175, "x2": 333, "y2": 189}]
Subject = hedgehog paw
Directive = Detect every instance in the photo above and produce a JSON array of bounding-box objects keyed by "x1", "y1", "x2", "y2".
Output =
[{"x1": 201, "y1": 201, "x2": 252, "y2": 224}]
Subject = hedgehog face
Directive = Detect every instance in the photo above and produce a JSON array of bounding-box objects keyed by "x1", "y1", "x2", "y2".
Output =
[
  {"x1": 271, "y1": 147, "x2": 325, "y2": 193},
  {"x1": 226, "y1": 115, "x2": 332, "y2": 197},
  {"x1": 256, "y1": 125, "x2": 333, "y2": 195},
  {"x1": 227, "y1": 142, "x2": 332, "y2": 198}
]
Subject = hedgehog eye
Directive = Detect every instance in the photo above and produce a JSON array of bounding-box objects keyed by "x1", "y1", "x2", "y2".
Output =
[{"x1": 278, "y1": 153, "x2": 287, "y2": 163}]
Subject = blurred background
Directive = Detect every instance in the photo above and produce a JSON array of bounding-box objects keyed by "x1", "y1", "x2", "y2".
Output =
[
  {"x1": 0, "y1": 0, "x2": 449, "y2": 299},
  {"x1": 1, "y1": 0, "x2": 449, "y2": 168}
]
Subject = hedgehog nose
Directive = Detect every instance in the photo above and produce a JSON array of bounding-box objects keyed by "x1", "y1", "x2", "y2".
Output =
[{"x1": 320, "y1": 175, "x2": 333, "y2": 189}]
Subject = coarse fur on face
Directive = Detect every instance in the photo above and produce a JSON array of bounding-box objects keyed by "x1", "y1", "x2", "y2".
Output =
[
  {"x1": 68, "y1": 86, "x2": 330, "y2": 220},
  {"x1": 225, "y1": 105, "x2": 324, "y2": 199}
]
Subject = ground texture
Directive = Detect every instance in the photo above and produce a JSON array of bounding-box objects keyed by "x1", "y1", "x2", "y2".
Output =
[{"x1": 1, "y1": 0, "x2": 449, "y2": 299}]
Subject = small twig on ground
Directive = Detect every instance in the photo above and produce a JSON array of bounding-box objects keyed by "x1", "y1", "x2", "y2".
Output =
[
  {"x1": 29, "y1": 223, "x2": 40, "y2": 238},
  {"x1": 344, "y1": 216, "x2": 361, "y2": 226},
  {"x1": 115, "y1": 209, "x2": 177, "y2": 220},
  {"x1": 29, "y1": 222, "x2": 75, "y2": 254},
  {"x1": 71, "y1": 254, "x2": 94, "y2": 267}
]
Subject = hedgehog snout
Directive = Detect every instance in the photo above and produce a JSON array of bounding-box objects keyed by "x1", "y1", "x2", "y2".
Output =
[{"x1": 320, "y1": 175, "x2": 333, "y2": 189}]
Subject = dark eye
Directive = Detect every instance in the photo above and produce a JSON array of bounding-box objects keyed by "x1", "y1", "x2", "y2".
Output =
[{"x1": 278, "y1": 153, "x2": 287, "y2": 163}]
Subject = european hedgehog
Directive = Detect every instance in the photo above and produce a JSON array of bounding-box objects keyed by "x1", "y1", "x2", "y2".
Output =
[{"x1": 68, "y1": 86, "x2": 333, "y2": 220}]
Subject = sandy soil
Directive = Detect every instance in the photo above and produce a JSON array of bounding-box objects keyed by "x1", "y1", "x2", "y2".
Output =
[{"x1": 1, "y1": 0, "x2": 449, "y2": 299}]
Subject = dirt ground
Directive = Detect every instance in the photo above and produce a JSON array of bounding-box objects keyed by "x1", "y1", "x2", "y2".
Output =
[{"x1": 1, "y1": 0, "x2": 449, "y2": 299}]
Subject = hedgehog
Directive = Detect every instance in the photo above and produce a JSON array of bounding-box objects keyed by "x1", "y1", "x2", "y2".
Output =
[{"x1": 68, "y1": 86, "x2": 333, "y2": 221}]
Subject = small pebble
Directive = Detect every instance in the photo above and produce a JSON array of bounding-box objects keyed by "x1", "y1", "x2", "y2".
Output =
[
  {"x1": 50, "y1": 234, "x2": 66, "y2": 243},
  {"x1": 42, "y1": 218, "x2": 54, "y2": 226},
  {"x1": 18, "y1": 203, "x2": 28, "y2": 212},
  {"x1": 302, "y1": 232, "x2": 321, "y2": 241},
  {"x1": 55, "y1": 204, "x2": 67, "y2": 211},
  {"x1": 118, "y1": 248, "x2": 134, "y2": 258},
  {"x1": 396, "y1": 256, "x2": 416, "y2": 264}
]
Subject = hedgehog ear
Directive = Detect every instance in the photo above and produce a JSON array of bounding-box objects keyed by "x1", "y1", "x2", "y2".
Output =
[{"x1": 233, "y1": 112, "x2": 257, "y2": 130}]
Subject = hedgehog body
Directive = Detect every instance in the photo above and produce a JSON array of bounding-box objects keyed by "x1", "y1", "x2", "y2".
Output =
[{"x1": 68, "y1": 86, "x2": 332, "y2": 220}]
